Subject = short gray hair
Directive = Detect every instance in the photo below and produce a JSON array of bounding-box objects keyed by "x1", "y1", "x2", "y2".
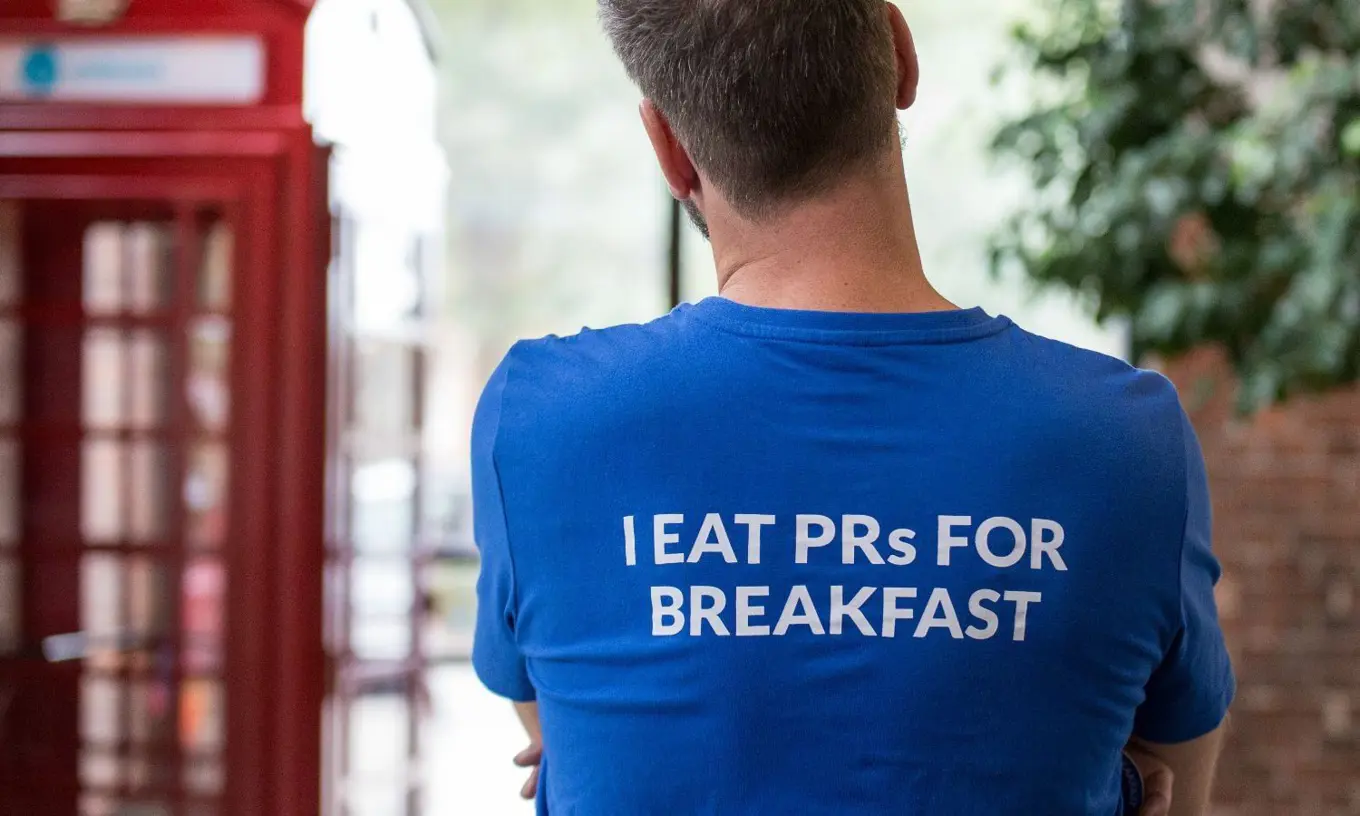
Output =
[{"x1": 600, "y1": 0, "x2": 899, "y2": 217}]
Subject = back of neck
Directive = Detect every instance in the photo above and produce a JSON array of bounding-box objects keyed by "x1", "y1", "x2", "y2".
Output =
[{"x1": 709, "y1": 164, "x2": 954, "y2": 315}]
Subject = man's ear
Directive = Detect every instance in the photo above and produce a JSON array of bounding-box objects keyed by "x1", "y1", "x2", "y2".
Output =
[
  {"x1": 886, "y1": 3, "x2": 920, "y2": 110},
  {"x1": 640, "y1": 100, "x2": 699, "y2": 200}
]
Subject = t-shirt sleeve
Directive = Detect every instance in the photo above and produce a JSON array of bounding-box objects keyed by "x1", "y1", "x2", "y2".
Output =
[
  {"x1": 1133, "y1": 410, "x2": 1235, "y2": 743},
  {"x1": 470, "y1": 352, "x2": 536, "y2": 702}
]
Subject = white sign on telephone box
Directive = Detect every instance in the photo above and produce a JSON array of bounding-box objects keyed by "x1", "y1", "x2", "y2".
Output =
[{"x1": 0, "y1": 36, "x2": 265, "y2": 104}]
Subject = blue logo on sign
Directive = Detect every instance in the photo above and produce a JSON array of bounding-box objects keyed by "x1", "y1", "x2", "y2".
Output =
[{"x1": 20, "y1": 46, "x2": 60, "y2": 95}]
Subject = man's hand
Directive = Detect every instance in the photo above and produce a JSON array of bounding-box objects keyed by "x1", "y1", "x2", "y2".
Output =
[
  {"x1": 1125, "y1": 743, "x2": 1175, "y2": 816},
  {"x1": 514, "y1": 742, "x2": 543, "y2": 800}
]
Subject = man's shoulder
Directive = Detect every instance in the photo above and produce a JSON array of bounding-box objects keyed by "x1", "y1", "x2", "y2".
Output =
[
  {"x1": 493, "y1": 309, "x2": 698, "y2": 426},
  {"x1": 1008, "y1": 323, "x2": 1182, "y2": 411},
  {"x1": 504, "y1": 308, "x2": 690, "y2": 378},
  {"x1": 1002, "y1": 323, "x2": 1188, "y2": 464}
]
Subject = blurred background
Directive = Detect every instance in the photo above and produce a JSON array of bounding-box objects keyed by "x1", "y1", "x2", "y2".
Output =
[{"x1": 0, "y1": 0, "x2": 1354, "y2": 815}]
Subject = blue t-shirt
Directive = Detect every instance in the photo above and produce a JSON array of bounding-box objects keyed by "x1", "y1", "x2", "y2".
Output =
[{"x1": 472, "y1": 299, "x2": 1234, "y2": 816}]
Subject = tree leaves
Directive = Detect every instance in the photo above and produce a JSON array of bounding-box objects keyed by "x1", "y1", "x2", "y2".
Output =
[{"x1": 991, "y1": 0, "x2": 1360, "y2": 411}]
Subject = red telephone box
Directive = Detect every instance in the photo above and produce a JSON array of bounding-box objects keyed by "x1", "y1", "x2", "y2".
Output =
[{"x1": 0, "y1": 2, "x2": 446, "y2": 815}]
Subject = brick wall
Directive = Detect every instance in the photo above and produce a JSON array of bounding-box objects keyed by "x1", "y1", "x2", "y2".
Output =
[{"x1": 1166, "y1": 350, "x2": 1360, "y2": 815}]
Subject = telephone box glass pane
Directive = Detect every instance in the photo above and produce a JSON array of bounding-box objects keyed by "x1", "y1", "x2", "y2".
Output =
[
  {"x1": 128, "y1": 677, "x2": 174, "y2": 746},
  {"x1": 179, "y1": 677, "x2": 224, "y2": 753},
  {"x1": 0, "y1": 320, "x2": 20, "y2": 425},
  {"x1": 83, "y1": 330, "x2": 169, "y2": 431},
  {"x1": 0, "y1": 435, "x2": 15, "y2": 652},
  {"x1": 81, "y1": 674, "x2": 123, "y2": 744},
  {"x1": 0, "y1": 556, "x2": 17, "y2": 654},
  {"x1": 124, "y1": 223, "x2": 170, "y2": 315},
  {"x1": 83, "y1": 222, "x2": 170, "y2": 316},
  {"x1": 81, "y1": 440, "x2": 124, "y2": 544},
  {"x1": 183, "y1": 558, "x2": 225, "y2": 674},
  {"x1": 83, "y1": 223, "x2": 124, "y2": 316},
  {"x1": 80, "y1": 793, "x2": 113, "y2": 816},
  {"x1": 0, "y1": 201, "x2": 20, "y2": 306},
  {"x1": 198, "y1": 222, "x2": 233, "y2": 312},
  {"x1": 188, "y1": 318, "x2": 231, "y2": 432},
  {"x1": 127, "y1": 331, "x2": 169, "y2": 429},
  {"x1": 82, "y1": 329, "x2": 125, "y2": 430},
  {"x1": 79, "y1": 749, "x2": 122, "y2": 790},
  {"x1": 125, "y1": 557, "x2": 168, "y2": 645},
  {"x1": 0, "y1": 438, "x2": 18, "y2": 545},
  {"x1": 80, "y1": 438, "x2": 168, "y2": 546},
  {"x1": 184, "y1": 754, "x2": 224, "y2": 796},
  {"x1": 81, "y1": 553, "x2": 123, "y2": 670},
  {"x1": 185, "y1": 443, "x2": 229, "y2": 549},
  {"x1": 128, "y1": 441, "x2": 169, "y2": 544}
]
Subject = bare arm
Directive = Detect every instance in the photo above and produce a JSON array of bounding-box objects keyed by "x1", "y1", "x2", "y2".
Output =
[
  {"x1": 514, "y1": 701, "x2": 541, "y2": 744},
  {"x1": 1128, "y1": 721, "x2": 1228, "y2": 816},
  {"x1": 512, "y1": 702, "x2": 543, "y2": 800}
]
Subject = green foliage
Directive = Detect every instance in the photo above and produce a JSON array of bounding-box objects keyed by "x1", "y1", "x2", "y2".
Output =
[{"x1": 991, "y1": 0, "x2": 1360, "y2": 409}]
